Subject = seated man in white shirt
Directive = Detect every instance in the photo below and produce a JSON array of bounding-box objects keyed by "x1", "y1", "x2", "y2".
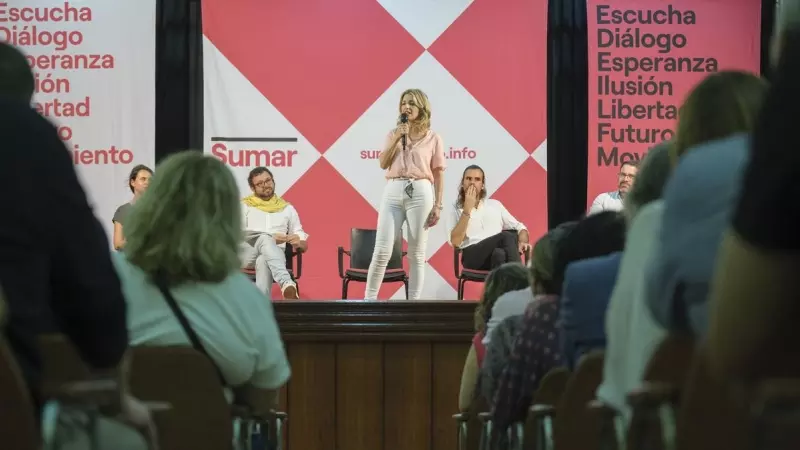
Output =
[
  {"x1": 588, "y1": 160, "x2": 639, "y2": 214},
  {"x1": 447, "y1": 165, "x2": 531, "y2": 271},
  {"x1": 240, "y1": 167, "x2": 308, "y2": 300}
]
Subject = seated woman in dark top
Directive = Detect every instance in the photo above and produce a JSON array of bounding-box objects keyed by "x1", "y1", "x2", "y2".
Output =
[{"x1": 113, "y1": 164, "x2": 152, "y2": 250}]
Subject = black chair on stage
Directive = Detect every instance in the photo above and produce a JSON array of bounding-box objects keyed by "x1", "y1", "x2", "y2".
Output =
[
  {"x1": 453, "y1": 230, "x2": 530, "y2": 300},
  {"x1": 242, "y1": 245, "x2": 304, "y2": 293},
  {"x1": 338, "y1": 228, "x2": 408, "y2": 299}
]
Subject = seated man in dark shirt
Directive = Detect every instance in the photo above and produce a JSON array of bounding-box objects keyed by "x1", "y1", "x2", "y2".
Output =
[{"x1": 0, "y1": 42, "x2": 154, "y2": 448}]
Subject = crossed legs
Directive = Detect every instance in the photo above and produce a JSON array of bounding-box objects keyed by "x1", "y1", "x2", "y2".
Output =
[{"x1": 241, "y1": 234, "x2": 298, "y2": 299}]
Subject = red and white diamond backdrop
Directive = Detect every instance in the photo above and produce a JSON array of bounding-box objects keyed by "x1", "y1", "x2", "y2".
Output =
[
  {"x1": 5, "y1": 0, "x2": 156, "y2": 243},
  {"x1": 202, "y1": 0, "x2": 548, "y2": 300}
]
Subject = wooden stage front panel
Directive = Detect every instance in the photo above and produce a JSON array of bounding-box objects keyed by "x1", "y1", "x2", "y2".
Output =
[{"x1": 274, "y1": 300, "x2": 475, "y2": 450}]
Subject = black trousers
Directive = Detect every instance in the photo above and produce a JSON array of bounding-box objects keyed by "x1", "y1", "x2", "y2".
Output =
[{"x1": 461, "y1": 230, "x2": 521, "y2": 271}]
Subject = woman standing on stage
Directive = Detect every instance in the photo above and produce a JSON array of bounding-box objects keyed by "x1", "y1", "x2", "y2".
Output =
[{"x1": 364, "y1": 88, "x2": 446, "y2": 300}]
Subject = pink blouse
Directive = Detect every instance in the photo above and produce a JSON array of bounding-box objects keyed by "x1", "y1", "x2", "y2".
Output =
[{"x1": 383, "y1": 129, "x2": 447, "y2": 183}]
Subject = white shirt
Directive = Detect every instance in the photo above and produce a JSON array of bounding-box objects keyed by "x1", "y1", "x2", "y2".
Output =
[
  {"x1": 589, "y1": 191, "x2": 624, "y2": 215},
  {"x1": 242, "y1": 204, "x2": 308, "y2": 246},
  {"x1": 596, "y1": 201, "x2": 667, "y2": 420},
  {"x1": 483, "y1": 288, "x2": 535, "y2": 344},
  {"x1": 113, "y1": 253, "x2": 291, "y2": 391},
  {"x1": 446, "y1": 199, "x2": 527, "y2": 249}
]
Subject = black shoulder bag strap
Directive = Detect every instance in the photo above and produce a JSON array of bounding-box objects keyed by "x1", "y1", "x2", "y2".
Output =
[{"x1": 153, "y1": 275, "x2": 228, "y2": 387}]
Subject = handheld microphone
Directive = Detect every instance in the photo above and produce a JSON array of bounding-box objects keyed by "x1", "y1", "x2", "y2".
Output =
[{"x1": 400, "y1": 113, "x2": 408, "y2": 150}]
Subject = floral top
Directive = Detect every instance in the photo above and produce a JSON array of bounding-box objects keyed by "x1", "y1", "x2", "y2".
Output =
[{"x1": 491, "y1": 295, "x2": 563, "y2": 430}]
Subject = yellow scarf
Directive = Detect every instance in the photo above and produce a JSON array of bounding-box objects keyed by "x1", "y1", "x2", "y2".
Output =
[{"x1": 242, "y1": 194, "x2": 290, "y2": 213}]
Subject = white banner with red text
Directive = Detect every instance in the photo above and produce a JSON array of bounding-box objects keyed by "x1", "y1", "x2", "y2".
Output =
[{"x1": 2, "y1": 0, "x2": 156, "y2": 242}]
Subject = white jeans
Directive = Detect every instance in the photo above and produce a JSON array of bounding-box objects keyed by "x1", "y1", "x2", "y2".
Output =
[
  {"x1": 240, "y1": 234, "x2": 295, "y2": 295},
  {"x1": 365, "y1": 179, "x2": 434, "y2": 300}
]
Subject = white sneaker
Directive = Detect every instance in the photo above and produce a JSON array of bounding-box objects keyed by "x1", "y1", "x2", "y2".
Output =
[{"x1": 281, "y1": 283, "x2": 299, "y2": 300}]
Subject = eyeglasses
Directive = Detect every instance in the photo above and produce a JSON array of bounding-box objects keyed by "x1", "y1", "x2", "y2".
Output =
[
  {"x1": 254, "y1": 180, "x2": 273, "y2": 188},
  {"x1": 618, "y1": 173, "x2": 636, "y2": 180}
]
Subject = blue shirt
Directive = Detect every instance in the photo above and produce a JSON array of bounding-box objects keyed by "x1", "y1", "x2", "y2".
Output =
[
  {"x1": 647, "y1": 133, "x2": 750, "y2": 336},
  {"x1": 559, "y1": 252, "x2": 623, "y2": 368}
]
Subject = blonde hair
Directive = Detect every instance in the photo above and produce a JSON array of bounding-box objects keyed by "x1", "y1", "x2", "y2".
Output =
[
  {"x1": 124, "y1": 151, "x2": 242, "y2": 286},
  {"x1": 398, "y1": 88, "x2": 432, "y2": 134},
  {"x1": 671, "y1": 71, "x2": 767, "y2": 165}
]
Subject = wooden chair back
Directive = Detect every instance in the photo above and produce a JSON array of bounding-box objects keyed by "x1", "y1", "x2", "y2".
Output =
[
  {"x1": 0, "y1": 335, "x2": 39, "y2": 450},
  {"x1": 129, "y1": 346, "x2": 232, "y2": 450},
  {"x1": 552, "y1": 351, "x2": 605, "y2": 450}
]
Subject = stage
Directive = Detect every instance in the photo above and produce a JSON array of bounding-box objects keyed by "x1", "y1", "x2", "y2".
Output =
[{"x1": 271, "y1": 300, "x2": 475, "y2": 450}]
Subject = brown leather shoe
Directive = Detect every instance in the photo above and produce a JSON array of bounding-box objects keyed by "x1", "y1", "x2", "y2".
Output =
[{"x1": 282, "y1": 284, "x2": 299, "y2": 300}]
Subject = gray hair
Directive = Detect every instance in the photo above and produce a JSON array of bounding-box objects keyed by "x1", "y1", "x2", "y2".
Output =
[
  {"x1": 623, "y1": 141, "x2": 672, "y2": 222},
  {"x1": 124, "y1": 151, "x2": 242, "y2": 286}
]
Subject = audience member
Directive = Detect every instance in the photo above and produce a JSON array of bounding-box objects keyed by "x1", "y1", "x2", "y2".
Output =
[
  {"x1": 595, "y1": 142, "x2": 673, "y2": 419},
  {"x1": 491, "y1": 211, "x2": 626, "y2": 435},
  {"x1": 708, "y1": 3, "x2": 800, "y2": 383},
  {"x1": 0, "y1": 95, "x2": 152, "y2": 447},
  {"x1": 458, "y1": 262, "x2": 529, "y2": 411},
  {"x1": 560, "y1": 142, "x2": 671, "y2": 369},
  {"x1": 621, "y1": 141, "x2": 672, "y2": 222},
  {"x1": 0, "y1": 42, "x2": 33, "y2": 102},
  {"x1": 116, "y1": 151, "x2": 290, "y2": 416},
  {"x1": 483, "y1": 221, "x2": 577, "y2": 344},
  {"x1": 479, "y1": 314, "x2": 525, "y2": 410},
  {"x1": 113, "y1": 165, "x2": 153, "y2": 251},
  {"x1": 646, "y1": 71, "x2": 768, "y2": 336}
]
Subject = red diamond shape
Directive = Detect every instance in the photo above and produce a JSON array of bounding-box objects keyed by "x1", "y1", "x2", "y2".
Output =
[
  {"x1": 280, "y1": 159, "x2": 408, "y2": 300},
  {"x1": 428, "y1": 0, "x2": 547, "y2": 153},
  {"x1": 202, "y1": 0, "x2": 424, "y2": 154},
  {"x1": 428, "y1": 159, "x2": 547, "y2": 299},
  {"x1": 491, "y1": 159, "x2": 549, "y2": 242}
]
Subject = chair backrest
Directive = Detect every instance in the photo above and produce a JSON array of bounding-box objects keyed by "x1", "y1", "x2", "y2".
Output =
[
  {"x1": 553, "y1": 350, "x2": 605, "y2": 450},
  {"x1": 533, "y1": 367, "x2": 571, "y2": 405},
  {"x1": 0, "y1": 336, "x2": 39, "y2": 450},
  {"x1": 349, "y1": 228, "x2": 403, "y2": 271},
  {"x1": 643, "y1": 333, "x2": 696, "y2": 383},
  {"x1": 129, "y1": 346, "x2": 233, "y2": 450},
  {"x1": 38, "y1": 334, "x2": 91, "y2": 384},
  {"x1": 284, "y1": 244, "x2": 295, "y2": 272},
  {"x1": 675, "y1": 347, "x2": 751, "y2": 450}
]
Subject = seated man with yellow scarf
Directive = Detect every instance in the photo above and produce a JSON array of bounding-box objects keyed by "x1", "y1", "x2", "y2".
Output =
[{"x1": 240, "y1": 167, "x2": 308, "y2": 299}]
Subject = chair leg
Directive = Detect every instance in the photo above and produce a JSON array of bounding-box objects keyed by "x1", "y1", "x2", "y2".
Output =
[
  {"x1": 404, "y1": 278, "x2": 409, "y2": 300},
  {"x1": 457, "y1": 279, "x2": 464, "y2": 301},
  {"x1": 342, "y1": 279, "x2": 349, "y2": 300}
]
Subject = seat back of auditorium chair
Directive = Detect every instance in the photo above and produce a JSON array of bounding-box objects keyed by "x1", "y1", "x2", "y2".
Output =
[
  {"x1": 0, "y1": 333, "x2": 39, "y2": 450},
  {"x1": 349, "y1": 228, "x2": 404, "y2": 271},
  {"x1": 552, "y1": 350, "x2": 605, "y2": 450},
  {"x1": 129, "y1": 346, "x2": 233, "y2": 450}
]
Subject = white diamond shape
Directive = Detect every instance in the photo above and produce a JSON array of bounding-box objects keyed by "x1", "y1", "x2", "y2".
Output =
[
  {"x1": 531, "y1": 139, "x2": 547, "y2": 171},
  {"x1": 325, "y1": 51, "x2": 530, "y2": 259},
  {"x1": 389, "y1": 264, "x2": 457, "y2": 300},
  {"x1": 203, "y1": 38, "x2": 321, "y2": 198},
  {"x1": 377, "y1": 0, "x2": 474, "y2": 48}
]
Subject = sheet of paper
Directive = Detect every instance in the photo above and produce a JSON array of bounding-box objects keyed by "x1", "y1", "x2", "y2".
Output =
[{"x1": 245, "y1": 208, "x2": 271, "y2": 233}]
